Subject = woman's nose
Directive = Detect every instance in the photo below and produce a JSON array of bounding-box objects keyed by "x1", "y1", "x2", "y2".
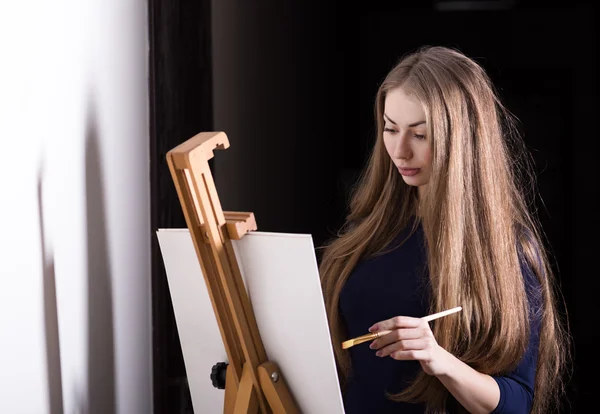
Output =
[{"x1": 393, "y1": 134, "x2": 412, "y2": 160}]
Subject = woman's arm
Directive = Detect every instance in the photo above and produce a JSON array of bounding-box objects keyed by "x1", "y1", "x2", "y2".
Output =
[
  {"x1": 369, "y1": 317, "x2": 501, "y2": 413},
  {"x1": 435, "y1": 345, "x2": 537, "y2": 413},
  {"x1": 437, "y1": 312, "x2": 539, "y2": 414},
  {"x1": 434, "y1": 348, "x2": 501, "y2": 413}
]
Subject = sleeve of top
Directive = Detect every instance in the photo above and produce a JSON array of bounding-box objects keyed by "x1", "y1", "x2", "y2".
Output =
[{"x1": 490, "y1": 254, "x2": 543, "y2": 414}]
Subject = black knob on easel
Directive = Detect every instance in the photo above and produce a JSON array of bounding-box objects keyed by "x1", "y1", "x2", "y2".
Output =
[{"x1": 210, "y1": 362, "x2": 228, "y2": 389}]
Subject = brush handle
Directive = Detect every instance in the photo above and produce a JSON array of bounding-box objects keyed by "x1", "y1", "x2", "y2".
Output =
[{"x1": 422, "y1": 306, "x2": 462, "y2": 322}]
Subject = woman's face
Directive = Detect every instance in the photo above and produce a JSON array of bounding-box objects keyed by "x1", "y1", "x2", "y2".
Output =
[{"x1": 383, "y1": 87, "x2": 432, "y2": 188}]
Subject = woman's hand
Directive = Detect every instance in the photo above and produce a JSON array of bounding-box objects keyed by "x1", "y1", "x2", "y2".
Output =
[{"x1": 368, "y1": 316, "x2": 451, "y2": 376}]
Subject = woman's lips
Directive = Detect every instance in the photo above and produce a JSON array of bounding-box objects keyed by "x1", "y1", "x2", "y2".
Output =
[{"x1": 398, "y1": 167, "x2": 421, "y2": 177}]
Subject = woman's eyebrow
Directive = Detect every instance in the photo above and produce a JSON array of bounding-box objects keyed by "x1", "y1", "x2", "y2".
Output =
[{"x1": 384, "y1": 113, "x2": 426, "y2": 128}]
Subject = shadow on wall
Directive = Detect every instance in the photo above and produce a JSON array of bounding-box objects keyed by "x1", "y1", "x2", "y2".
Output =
[
  {"x1": 38, "y1": 162, "x2": 64, "y2": 414},
  {"x1": 85, "y1": 96, "x2": 116, "y2": 414}
]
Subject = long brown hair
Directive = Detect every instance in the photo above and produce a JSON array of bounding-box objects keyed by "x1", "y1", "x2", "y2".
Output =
[{"x1": 319, "y1": 45, "x2": 571, "y2": 413}]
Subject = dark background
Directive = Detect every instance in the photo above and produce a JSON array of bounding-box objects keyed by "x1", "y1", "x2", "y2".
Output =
[{"x1": 149, "y1": 1, "x2": 598, "y2": 412}]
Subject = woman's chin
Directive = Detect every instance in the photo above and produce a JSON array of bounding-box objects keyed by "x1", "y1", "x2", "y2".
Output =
[{"x1": 401, "y1": 176, "x2": 425, "y2": 187}]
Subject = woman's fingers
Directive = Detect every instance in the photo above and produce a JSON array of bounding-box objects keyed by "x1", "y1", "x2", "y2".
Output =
[
  {"x1": 390, "y1": 349, "x2": 431, "y2": 361},
  {"x1": 369, "y1": 326, "x2": 422, "y2": 349},
  {"x1": 368, "y1": 315, "x2": 437, "y2": 362},
  {"x1": 374, "y1": 338, "x2": 427, "y2": 358},
  {"x1": 369, "y1": 315, "x2": 421, "y2": 332}
]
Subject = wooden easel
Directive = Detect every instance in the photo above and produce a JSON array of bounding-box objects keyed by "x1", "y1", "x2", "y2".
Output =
[{"x1": 166, "y1": 131, "x2": 300, "y2": 414}]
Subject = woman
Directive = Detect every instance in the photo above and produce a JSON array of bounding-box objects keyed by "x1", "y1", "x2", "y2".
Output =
[{"x1": 319, "y1": 46, "x2": 570, "y2": 413}]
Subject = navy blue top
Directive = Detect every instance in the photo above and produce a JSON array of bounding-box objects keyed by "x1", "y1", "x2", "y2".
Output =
[{"x1": 339, "y1": 220, "x2": 541, "y2": 413}]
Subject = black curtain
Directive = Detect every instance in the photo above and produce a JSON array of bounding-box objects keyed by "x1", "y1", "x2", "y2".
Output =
[{"x1": 149, "y1": 0, "x2": 213, "y2": 412}]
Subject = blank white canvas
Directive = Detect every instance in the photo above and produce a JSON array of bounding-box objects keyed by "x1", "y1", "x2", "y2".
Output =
[{"x1": 156, "y1": 229, "x2": 345, "y2": 414}]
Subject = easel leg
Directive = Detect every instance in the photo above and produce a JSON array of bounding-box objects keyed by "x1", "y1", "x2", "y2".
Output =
[
  {"x1": 258, "y1": 362, "x2": 300, "y2": 414},
  {"x1": 223, "y1": 363, "x2": 238, "y2": 414},
  {"x1": 232, "y1": 362, "x2": 259, "y2": 414}
]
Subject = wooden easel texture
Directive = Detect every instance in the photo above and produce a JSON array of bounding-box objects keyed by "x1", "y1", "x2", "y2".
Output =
[{"x1": 166, "y1": 131, "x2": 300, "y2": 413}]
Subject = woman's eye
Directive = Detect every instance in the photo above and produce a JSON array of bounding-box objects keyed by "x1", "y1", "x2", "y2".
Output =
[
  {"x1": 414, "y1": 134, "x2": 426, "y2": 140},
  {"x1": 383, "y1": 128, "x2": 396, "y2": 133}
]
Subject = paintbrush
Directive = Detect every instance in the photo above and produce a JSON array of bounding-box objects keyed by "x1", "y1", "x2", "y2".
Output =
[{"x1": 341, "y1": 306, "x2": 462, "y2": 350}]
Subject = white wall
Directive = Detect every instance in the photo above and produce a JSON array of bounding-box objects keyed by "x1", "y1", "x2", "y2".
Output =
[{"x1": 0, "y1": 1, "x2": 151, "y2": 413}]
